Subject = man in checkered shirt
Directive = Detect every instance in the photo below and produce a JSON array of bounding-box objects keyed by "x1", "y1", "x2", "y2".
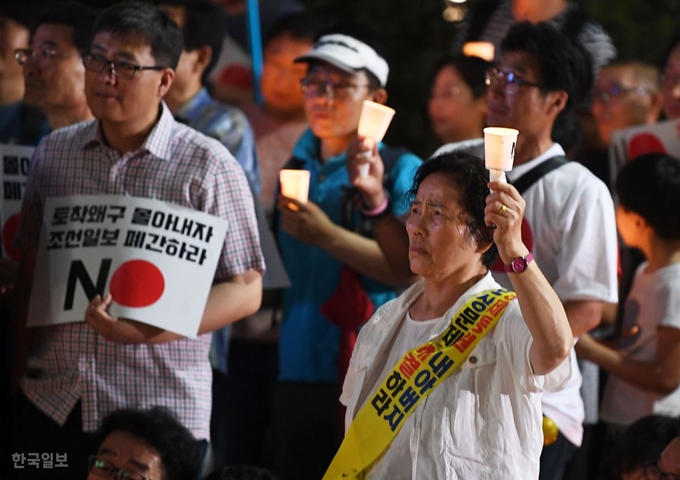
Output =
[{"x1": 10, "y1": 3, "x2": 265, "y2": 479}]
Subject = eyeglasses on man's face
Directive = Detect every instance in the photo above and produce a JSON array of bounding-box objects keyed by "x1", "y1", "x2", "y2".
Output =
[
  {"x1": 644, "y1": 462, "x2": 680, "y2": 480},
  {"x1": 88, "y1": 455, "x2": 151, "y2": 480},
  {"x1": 593, "y1": 83, "x2": 652, "y2": 104},
  {"x1": 82, "y1": 52, "x2": 165, "y2": 80},
  {"x1": 15, "y1": 47, "x2": 74, "y2": 66},
  {"x1": 485, "y1": 67, "x2": 542, "y2": 93},
  {"x1": 300, "y1": 76, "x2": 371, "y2": 100}
]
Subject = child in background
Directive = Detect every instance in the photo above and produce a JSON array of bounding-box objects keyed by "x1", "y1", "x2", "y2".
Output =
[{"x1": 576, "y1": 153, "x2": 680, "y2": 476}]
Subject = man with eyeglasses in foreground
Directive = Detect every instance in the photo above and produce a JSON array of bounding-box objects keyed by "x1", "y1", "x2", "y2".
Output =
[
  {"x1": 271, "y1": 23, "x2": 422, "y2": 480},
  {"x1": 440, "y1": 21, "x2": 618, "y2": 480},
  {"x1": 88, "y1": 407, "x2": 201, "y2": 480},
  {"x1": 10, "y1": 3, "x2": 264, "y2": 479}
]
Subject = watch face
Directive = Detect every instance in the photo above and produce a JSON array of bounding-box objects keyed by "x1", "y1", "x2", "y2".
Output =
[{"x1": 511, "y1": 257, "x2": 527, "y2": 273}]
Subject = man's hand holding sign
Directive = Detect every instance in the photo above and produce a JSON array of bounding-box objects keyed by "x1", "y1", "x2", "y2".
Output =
[{"x1": 26, "y1": 195, "x2": 260, "y2": 342}]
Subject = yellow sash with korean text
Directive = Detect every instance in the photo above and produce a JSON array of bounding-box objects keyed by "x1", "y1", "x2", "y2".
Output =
[{"x1": 323, "y1": 288, "x2": 517, "y2": 480}]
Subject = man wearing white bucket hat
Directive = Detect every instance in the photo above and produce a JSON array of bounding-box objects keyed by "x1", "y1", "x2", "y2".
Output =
[{"x1": 272, "y1": 22, "x2": 422, "y2": 480}]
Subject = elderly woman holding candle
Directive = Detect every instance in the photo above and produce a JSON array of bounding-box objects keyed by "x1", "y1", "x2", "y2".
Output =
[{"x1": 329, "y1": 151, "x2": 574, "y2": 480}]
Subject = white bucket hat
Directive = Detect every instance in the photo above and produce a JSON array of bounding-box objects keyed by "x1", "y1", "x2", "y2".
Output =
[{"x1": 294, "y1": 33, "x2": 389, "y2": 87}]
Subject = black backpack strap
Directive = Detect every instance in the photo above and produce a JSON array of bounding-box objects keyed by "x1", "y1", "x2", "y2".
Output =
[
  {"x1": 341, "y1": 145, "x2": 408, "y2": 230},
  {"x1": 512, "y1": 156, "x2": 569, "y2": 195},
  {"x1": 378, "y1": 145, "x2": 407, "y2": 189},
  {"x1": 268, "y1": 156, "x2": 307, "y2": 323}
]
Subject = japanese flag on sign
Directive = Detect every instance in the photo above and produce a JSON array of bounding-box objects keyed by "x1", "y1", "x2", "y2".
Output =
[
  {"x1": 609, "y1": 118, "x2": 680, "y2": 188},
  {"x1": 0, "y1": 144, "x2": 33, "y2": 263},
  {"x1": 27, "y1": 195, "x2": 228, "y2": 338}
]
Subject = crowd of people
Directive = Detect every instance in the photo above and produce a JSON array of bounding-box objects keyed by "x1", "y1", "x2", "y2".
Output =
[{"x1": 0, "y1": 0, "x2": 680, "y2": 479}]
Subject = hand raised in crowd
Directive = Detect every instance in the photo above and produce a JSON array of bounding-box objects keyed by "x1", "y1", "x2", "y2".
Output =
[
  {"x1": 278, "y1": 195, "x2": 336, "y2": 247},
  {"x1": 484, "y1": 181, "x2": 529, "y2": 262},
  {"x1": 346, "y1": 135, "x2": 386, "y2": 209}
]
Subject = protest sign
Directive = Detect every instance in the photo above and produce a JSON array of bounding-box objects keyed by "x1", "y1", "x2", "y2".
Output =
[
  {"x1": 609, "y1": 118, "x2": 680, "y2": 187},
  {"x1": 0, "y1": 144, "x2": 33, "y2": 262},
  {"x1": 27, "y1": 195, "x2": 228, "y2": 338}
]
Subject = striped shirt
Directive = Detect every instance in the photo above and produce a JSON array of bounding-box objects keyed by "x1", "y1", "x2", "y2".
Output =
[
  {"x1": 175, "y1": 87, "x2": 261, "y2": 194},
  {"x1": 17, "y1": 102, "x2": 265, "y2": 440}
]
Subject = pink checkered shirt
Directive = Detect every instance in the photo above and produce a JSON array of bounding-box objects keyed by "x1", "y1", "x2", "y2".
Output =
[{"x1": 17, "y1": 103, "x2": 265, "y2": 440}]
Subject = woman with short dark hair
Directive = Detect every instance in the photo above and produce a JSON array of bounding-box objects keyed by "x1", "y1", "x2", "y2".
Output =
[{"x1": 330, "y1": 151, "x2": 574, "y2": 479}]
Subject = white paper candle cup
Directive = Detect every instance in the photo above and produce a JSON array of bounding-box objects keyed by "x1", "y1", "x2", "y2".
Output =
[
  {"x1": 484, "y1": 127, "x2": 519, "y2": 173},
  {"x1": 358, "y1": 100, "x2": 395, "y2": 143},
  {"x1": 462, "y1": 41, "x2": 495, "y2": 62},
  {"x1": 489, "y1": 170, "x2": 507, "y2": 183},
  {"x1": 279, "y1": 169, "x2": 311, "y2": 204}
]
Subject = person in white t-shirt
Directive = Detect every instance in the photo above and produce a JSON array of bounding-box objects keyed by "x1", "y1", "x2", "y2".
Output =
[
  {"x1": 445, "y1": 21, "x2": 619, "y2": 480},
  {"x1": 576, "y1": 153, "x2": 680, "y2": 457},
  {"x1": 340, "y1": 151, "x2": 573, "y2": 480}
]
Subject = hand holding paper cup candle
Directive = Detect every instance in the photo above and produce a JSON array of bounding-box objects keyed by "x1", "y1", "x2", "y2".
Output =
[
  {"x1": 357, "y1": 100, "x2": 395, "y2": 175},
  {"x1": 484, "y1": 127, "x2": 519, "y2": 183},
  {"x1": 279, "y1": 169, "x2": 311, "y2": 210}
]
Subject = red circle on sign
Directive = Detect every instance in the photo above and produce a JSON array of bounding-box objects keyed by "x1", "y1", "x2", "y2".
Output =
[
  {"x1": 627, "y1": 133, "x2": 666, "y2": 160},
  {"x1": 109, "y1": 260, "x2": 165, "y2": 308},
  {"x1": 2, "y1": 213, "x2": 22, "y2": 262},
  {"x1": 218, "y1": 65, "x2": 253, "y2": 90}
]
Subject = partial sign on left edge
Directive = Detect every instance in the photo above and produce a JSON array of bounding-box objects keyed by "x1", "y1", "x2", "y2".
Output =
[{"x1": 0, "y1": 144, "x2": 33, "y2": 263}]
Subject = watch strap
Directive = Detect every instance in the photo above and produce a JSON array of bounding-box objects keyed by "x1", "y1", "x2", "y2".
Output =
[{"x1": 503, "y1": 252, "x2": 534, "y2": 273}]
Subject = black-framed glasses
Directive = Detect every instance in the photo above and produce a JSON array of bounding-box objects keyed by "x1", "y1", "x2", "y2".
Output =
[
  {"x1": 82, "y1": 52, "x2": 165, "y2": 80},
  {"x1": 15, "y1": 47, "x2": 73, "y2": 65},
  {"x1": 300, "y1": 77, "x2": 371, "y2": 100},
  {"x1": 88, "y1": 456, "x2": 151, "y2": 480},
  {"x1": 485, "y1": 67, "x2": 542, "y2": 93},
  {"x1": 644, "y1": 462, "x2": 680, "y2": 480},
  {"x1": 593, "y1": 84, "x2": 653, "y2": 104}
]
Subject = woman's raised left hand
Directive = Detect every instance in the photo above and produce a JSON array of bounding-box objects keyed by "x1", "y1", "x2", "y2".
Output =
[{"x1": 484, "y1": 181, "x2": 528, "y2": 264}]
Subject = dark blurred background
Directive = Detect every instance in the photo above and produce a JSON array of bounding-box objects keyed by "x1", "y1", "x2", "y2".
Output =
[
  {"x1": 53, "y1": 0, "x2": 680, "y2": 158},
  {"x1": 300, "y1": 0, "x2": 680, "y2": 158}
]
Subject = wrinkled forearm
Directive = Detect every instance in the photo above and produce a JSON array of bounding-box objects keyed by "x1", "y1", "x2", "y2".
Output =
[{"x1": 509, "y1": 263, "x2": 573, "y2": 375}]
